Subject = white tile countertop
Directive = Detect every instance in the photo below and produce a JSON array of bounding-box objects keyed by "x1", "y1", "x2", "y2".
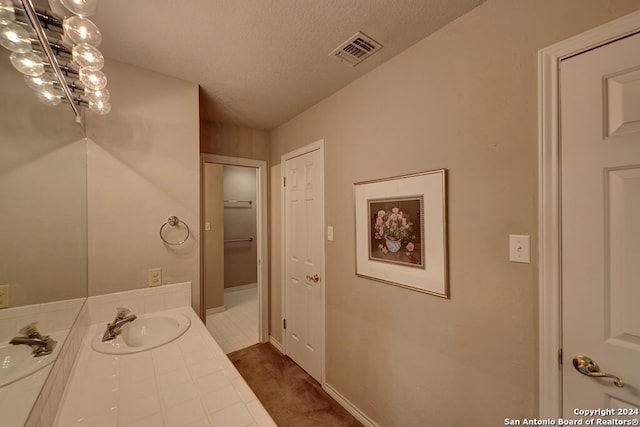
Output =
[{"x1": 54, "y1": 306, "x2": 276, "y2": 427}]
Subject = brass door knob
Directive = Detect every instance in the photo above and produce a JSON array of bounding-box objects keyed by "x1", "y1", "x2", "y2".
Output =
[
  {"x1": 305, "y1": 274, "x2": 320, "y2": 283},
  {"x1": 572, "y1": 355, "x2": 624, "y2": 388}
]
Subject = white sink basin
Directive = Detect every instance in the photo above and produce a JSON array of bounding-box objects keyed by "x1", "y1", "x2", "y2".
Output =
[
  {"x1": 0, "y1": 331, "x2": 63, "y2": 388},
  {"x1": 91, "y1": 312, "x2": 190, "y2": 355}
]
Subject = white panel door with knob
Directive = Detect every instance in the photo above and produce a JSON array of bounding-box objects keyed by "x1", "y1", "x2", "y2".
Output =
[
  {"x1": 561, "y1": 31, "x2": 640, "y2": 415},
  {"x1": 283, "y1": 143, "x2": 324, "y2": 383}
]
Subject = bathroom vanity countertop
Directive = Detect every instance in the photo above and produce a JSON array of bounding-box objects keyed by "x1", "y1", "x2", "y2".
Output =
[
  {"x1": 0, "y1": 354, "x2": 54, "y2": 427},
  {"x1": 54, "y1": 307, "x2": 276, "y2": 427},
  {"x1": 0, "y1": 328, "x2": 70, "y2": 427}
]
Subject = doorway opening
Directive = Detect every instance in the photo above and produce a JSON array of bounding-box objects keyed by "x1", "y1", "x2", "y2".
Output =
[{"x1": 201, "y1": 154, "x2": 268, "y2": 354}]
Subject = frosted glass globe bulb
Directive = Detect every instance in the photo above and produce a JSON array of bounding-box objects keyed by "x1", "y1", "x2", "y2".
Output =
[
  {"x1": 79, "y1": 68, "x2": 107, "y2": 90},
  {"x1": 0, "y1": 0, "x2": 16, "y2": 24},
  {"x1": 72, "y1": 43, "x2": 104, "y2": 70},
  {"x1": 60, "y1": 0, "x2": 98, "y2": 17},
  {"x1": 24, "y1": 73, "x2": 57, "y2": 91},
  {"x1": 0, "y1": 22, "x2": 32, "y2": 53},
  {"x1": 63, "y1": 15, "x2": 102, "y2": 46},
  {"x1": 89, "y1": 99, "x2": 110, "y2": 115},
  {"x1": 10, "y1": 51, "x2": 44, "y2": 76},
  {"x1": 85, "y1": 87, "x2": 110, "y2": 102},
  {"x1": 36, "y1": 87, "x2": 64, "y2": 106}
]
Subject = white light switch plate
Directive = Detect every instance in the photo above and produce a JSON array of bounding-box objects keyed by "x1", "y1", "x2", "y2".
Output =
[
  {"x1": 509, "y1": 235, "x2": 530, "y2": 263},
  {"x1": 327, "y1": 226, "x2": 334, "y2": 241}
]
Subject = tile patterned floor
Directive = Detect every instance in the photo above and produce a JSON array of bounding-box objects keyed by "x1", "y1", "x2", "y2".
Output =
[{"x1": 206, "y1": 286, "x2": 258, "y2": 354}]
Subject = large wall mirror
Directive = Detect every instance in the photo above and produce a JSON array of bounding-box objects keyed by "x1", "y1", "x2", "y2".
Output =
[{"x1": 0, "y1": 38, "x2": 87, "y2": 424}]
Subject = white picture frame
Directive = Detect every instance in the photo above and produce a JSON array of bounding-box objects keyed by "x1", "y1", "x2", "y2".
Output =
[{"x1": 353, "y1": 169, "x2": 449, "y2": 297}]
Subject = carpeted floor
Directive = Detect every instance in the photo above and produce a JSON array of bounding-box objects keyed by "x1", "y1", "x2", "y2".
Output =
[{"x1": 228, "y1": 343, "x2": 363, "y2": 427}]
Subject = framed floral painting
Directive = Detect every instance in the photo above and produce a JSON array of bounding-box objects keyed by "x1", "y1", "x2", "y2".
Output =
[
  {"x1": 368, "y1": 196, "x2": 424, "y2": 267},
  {"x1": 354, "y1": 169, "x2": 449, "y2": 297}
]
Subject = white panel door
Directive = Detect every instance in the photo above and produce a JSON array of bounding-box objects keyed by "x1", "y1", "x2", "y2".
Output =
[
  {"x1": 561, "y1": 32, "x2": 640, "y2": 416},
  {"x1": 284, "y1": 148, "x2": 323, "y2": 382}
]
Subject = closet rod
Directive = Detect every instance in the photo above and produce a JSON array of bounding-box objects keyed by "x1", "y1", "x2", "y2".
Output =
[{"x1": 224, "y1": 237, "x2": 253, "y2": 243}]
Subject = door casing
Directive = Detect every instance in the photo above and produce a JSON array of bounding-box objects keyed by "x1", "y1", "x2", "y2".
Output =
[
  {"x1": 538, "y1": 9, "x2": 640, "y2": 418},
  {"x1": 280, "y1": 139, "x2": 326, "y2": 385},
  {"x1": 200, "y1": 154, "x2": 269, "y2": 343}
]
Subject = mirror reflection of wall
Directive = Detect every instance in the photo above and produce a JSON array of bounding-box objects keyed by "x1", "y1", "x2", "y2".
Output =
[
  {"x1": 0, "y1": 48, "x2": 87, "y2": 308},
  {"x1": 0, "y1": 44, "x2": 87, "y2": 425}
]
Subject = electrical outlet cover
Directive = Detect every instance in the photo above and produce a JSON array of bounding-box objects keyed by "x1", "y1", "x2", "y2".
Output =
[
  {"x1": 148, "y1": 268, "x2": 162, "y2": 287},
  {"x1": 0, "y1": 284, "x2": 9, "y2": 308}
]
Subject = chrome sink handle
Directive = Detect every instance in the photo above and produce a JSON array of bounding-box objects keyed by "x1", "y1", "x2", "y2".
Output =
[
  {"x1": 115, "y1": 307, "x2": 131, "y2": 320},
  {"x1": 102, "y1": 307, "x2": 137, "y2": 342},
  {"x1": 18, "y1": 322, "x2": 44, "y2": 340},
  {"x1": 10, "y1": 322, "x2": 57, "y2": 357},
  {"x1": 572, "y1": 355, "x2": 624, "y2": 388}
]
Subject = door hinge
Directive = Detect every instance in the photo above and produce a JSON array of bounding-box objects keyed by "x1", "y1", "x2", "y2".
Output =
[
  {"x1": 558, "y1": 348, "x2": 563, "y2": 365},
  {"x1": 283, "y1": 177, "x2": 286, "y2": 187},
  {"x1": 283, "y1": 318, "x2": 287, "y2": 329}
]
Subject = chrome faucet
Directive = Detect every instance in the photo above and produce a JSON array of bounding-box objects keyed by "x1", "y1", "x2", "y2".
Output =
[
  {"x1": 102, "y1": 307, "x2": 137, "y2": 342},
  {"x1": 10, "y1": 322, "x2": 57, "y2": 357}
]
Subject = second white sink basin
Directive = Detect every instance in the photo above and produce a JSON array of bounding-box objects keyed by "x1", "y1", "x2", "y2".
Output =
[
  {"x1": 0, "y1": 331, "x2": 64, "y2": 388},
  {"x1": 91, "y1": 312, "x2": 190, "y2": 355}
]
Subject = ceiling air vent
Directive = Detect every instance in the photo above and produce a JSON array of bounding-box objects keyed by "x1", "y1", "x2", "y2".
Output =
[{"x1": 329, "y1": 32, "x2": 382, "y2": 66}]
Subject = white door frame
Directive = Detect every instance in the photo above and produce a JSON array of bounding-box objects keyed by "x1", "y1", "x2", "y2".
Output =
[
  {"x1": 538, "y1": 10, "x2": 640, "y2": 418},
  {"x1": 281, "y1": 139, "x2": 326, "y2": 385},
  {"x1": 200, "y1": 154, "x2": 269, "y2": 343}
]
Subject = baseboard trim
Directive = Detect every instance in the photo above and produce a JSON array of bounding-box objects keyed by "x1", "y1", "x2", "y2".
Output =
[
  {"x1": 206, "y1": 306, "x2": 225, "y2": 316},
  {"x1": 224, "y1": 283, "x2": 257, "y2": 293},
  {"x1": 269, "y1": 336, "x2": 283, "y2": 353},
  {"x1": 323, "y1": 383, "x2": 378, "y2": 427}
]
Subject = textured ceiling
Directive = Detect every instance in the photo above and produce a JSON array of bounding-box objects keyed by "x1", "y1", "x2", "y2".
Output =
[{"x1": 90, "y1": 0, "x2": 486, "y2": 130}]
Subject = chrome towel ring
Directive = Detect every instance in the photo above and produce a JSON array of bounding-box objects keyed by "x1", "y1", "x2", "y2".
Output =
[{"x1": 160, "y1": 216, "x2": 190, "y2": 245}]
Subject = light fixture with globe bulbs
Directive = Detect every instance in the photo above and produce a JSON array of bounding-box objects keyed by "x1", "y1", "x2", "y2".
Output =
[{"x1": 0, "y1": 0, "x2": 110, "y2": 120}]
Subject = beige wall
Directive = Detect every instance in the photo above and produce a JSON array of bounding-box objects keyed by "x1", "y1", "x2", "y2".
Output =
[
  {"x1": 269, "y1": 0, "x2": 640, "y2": 425},
  {"x1": 223, "y1": 165, "x2": 258, "y2": 289},
  {"x1": 201, "y1": 121, "x2": 269, "y2": 162},
  {"x1": 203, "y1": 163, "x2": 225, "y2": 310},
  {"x1": 0, "y1": 141, "x2": 87, "y2": 307},
  {"x1": 0, "y1": 49, "x2": 87, "y2": 307},
  {"x1": 86, "y1": 59, "x2": 201, "y2": 313}
]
